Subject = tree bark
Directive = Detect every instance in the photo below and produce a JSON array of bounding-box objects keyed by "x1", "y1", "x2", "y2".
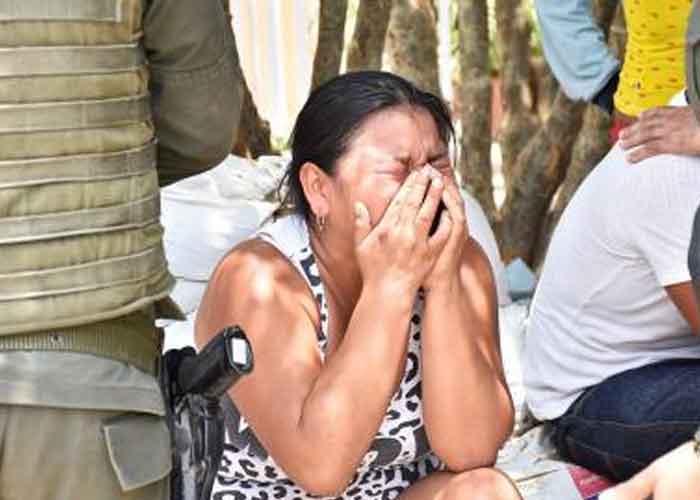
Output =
[
  {"x1": 596, "y1": 0, "x2": 620, "y2": 39},
  {"x1": 496, "y1": 0, "x2": 540, "y2": 189},
  {"x1": 232, "y1": 79, "x2": 274, "y2": 158},
  {"x1": 532, "y1": 57, "x2": 559, "y2": 119},
  {"x1": 346, "y1": 0, "x2": 393, "y2": 71},
  {"x1": 499, "y1": 92, "x2": 585, "y2": 264},
  {"x1": 458, "y1": 0, "x2": 496, "y2": 219},
  {"x1": 311, "y1": 0, "x2": 349, "y2": 90},
  {"x1": 385, "y1": 0, "x2": 441, "y2": 96},
  {"x1": 494, "y1": 0, "x2": 539, "y2": 192}
]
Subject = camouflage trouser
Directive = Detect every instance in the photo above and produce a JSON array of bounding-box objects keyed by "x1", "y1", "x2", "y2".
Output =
[{"x1": 0, "y1": 405, "x2": 170, "y2": 500}]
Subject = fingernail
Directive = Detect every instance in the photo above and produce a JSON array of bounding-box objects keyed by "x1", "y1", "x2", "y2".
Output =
[{"x1": 433, "y1": 176, "x2": 443, "y2": 188}]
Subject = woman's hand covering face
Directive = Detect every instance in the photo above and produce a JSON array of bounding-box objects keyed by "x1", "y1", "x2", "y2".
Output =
[
  {"x1": 422, "y1": 175, "x2": 469, "y2": 292},
  {"x1": 352, "y1": 164, "x2": 451, "y2": 295}
]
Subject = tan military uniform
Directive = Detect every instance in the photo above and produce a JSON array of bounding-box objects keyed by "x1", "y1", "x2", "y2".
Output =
[{"x1": 0, "y1": 0, "x2": 241, "y2": 498}]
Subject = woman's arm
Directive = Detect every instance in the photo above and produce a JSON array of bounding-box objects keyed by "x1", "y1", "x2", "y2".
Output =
[
  {"x1": 421, "y1": 240, "x2": 514, "y2": 471},
  {"x1": 195, "y1": 242, "x2": 414, "y2": 496},
  {"x1": 420, "y1": 182, "x2": 514, "y2": 471}
]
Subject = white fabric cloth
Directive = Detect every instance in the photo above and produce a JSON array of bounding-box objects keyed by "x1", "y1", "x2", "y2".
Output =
[
  {"x1": 497, "y1": 425, "x2": 613, "y2": 500},
  {"x1": 159, "y1": 155, "x2": 284, "y2": 350},
  {"x1": 498, "y1": 300, "x2": 532, "y2": 435},
  {"x1": 463, "y1": 190, "x2": 511, "y2": 306},
  {"x1": 525, "y1": 138, "x2": 700, "y2": 421},
  {"x1": 159, "y1": 155, "x2": 284, "y2": 348}
]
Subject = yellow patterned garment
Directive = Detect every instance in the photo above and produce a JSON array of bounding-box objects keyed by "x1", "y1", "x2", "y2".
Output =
[{"x1": 615, "y1": 0, "x2": 693, "y2": 117}]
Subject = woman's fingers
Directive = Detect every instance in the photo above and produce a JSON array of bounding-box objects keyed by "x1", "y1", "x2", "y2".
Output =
[
  {"x1": 427, "y1": 208, "x2": 452, "y2": 253},
  {"x1": 397, "y1": 165, "x2": 433, "y2": 226},
  {"x1": 382, "y1": 169, "x2": 422, "y2": 226},
  {"x1": 353, "y1": 201, "x2": 372, "y2": 245},
  {"x1": 415, "y1": 170, "x2": 444, "y2": 235},
  {"x1": 441, "y1": 180, "x2": 467, "y2": 239}
]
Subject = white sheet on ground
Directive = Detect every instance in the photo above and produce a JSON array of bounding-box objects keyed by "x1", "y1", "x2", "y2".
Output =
[
  {"x1": 497, "y1": 425, "x2": 613, "y2": 500},
  {"x1": 462, "y1": 189, "x2": 511, "y2": 306}
]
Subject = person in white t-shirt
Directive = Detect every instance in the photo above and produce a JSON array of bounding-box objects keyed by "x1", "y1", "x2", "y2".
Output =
[{"x1": 524, "y1": 94, "x2": 700, "y2": 482}]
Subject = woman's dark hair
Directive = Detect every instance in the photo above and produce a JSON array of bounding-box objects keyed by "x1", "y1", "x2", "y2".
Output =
[{"x1": 279, "y1": 71, "x2": 455, "y2": 222}]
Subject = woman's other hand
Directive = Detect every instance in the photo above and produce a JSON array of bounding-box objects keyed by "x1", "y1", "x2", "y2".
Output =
[
  {"x1": 423, "y1": 175, "x2": 468, "y2": 292},
  {"x1": 600, "y1": 441, "x2": 700, "y2": 500},
  {"x1": 353, "y1": 164, "x2": 450, "y2": 295}
]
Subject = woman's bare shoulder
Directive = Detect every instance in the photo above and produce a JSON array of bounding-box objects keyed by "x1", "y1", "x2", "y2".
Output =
[
  {"x1": 195, "y1": 238, "x2": 320, "y2": 344},
  {"x1": 217, "y1": 238, "x2": 305, "y2": 289}
]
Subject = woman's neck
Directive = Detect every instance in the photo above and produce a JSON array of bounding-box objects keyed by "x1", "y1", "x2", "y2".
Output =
[{"x1": 308, "y1": 226, "x2": 363, "y2": 317}]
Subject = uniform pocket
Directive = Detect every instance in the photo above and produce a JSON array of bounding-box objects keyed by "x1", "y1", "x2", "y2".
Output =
[{"x1": 102, "y1": 412, "x2": 172, "y2": 492}]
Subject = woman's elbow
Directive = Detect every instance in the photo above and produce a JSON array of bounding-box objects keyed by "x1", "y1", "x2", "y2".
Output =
[
  {"x1": 436, "y1": 431, "x2": 507, "y2": 472},
  {"x1": 434, "y1": 412, "x2": 514, "y2": 472},
  {"x1": 438, "y1": 447, "x2": 500, "y2": 473},
  {"x1": 290, "y1": 462, "x2": 355, "y2": 497}
]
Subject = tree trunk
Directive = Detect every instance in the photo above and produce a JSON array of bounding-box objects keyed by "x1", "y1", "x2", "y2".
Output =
[
  {"x1": 385, "y1": 0, "x2": 441, "y2": 96},
  {"x1": 458, "y1": 0, "x2": 496, "y2": 219},
  {"x1": 610, "y1": 3, "x2": 628, "y2": 62},
  {"x1": 499, "y1": 92, "x2": 585, "y2": 264},
  {"x1": 533, "y1": 57, "x2": 559, "y2": 119},
  {"x1": 495, "y1": 0, "x2": 539, "y2": 192},
  {"x1": 310, "y1": 0, "x2": 349, "y2": 90},
  {"x1": 596, "y1": 0, "x2": 620, "y2": 39},
  {"x1": 346, "y1": 0, "x2": 393, "y2": 71},
  {"x1": 232, "y1": 79, "x2": 274, "y2": 158}
]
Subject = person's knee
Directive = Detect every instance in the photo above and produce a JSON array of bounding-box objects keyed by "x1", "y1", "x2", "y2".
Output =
[{"x1": 440, "y1": 468, "x2": 521, "y2": 500}]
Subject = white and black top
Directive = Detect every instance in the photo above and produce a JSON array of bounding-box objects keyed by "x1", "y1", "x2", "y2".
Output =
[{"x1": 212, "y1": 215, "x2": 442, "y2": 500}]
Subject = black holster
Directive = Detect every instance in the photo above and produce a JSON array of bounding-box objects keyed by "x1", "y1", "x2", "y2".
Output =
[{"x1": 160, "y1": 326, "x2": 253, "y2": 500}]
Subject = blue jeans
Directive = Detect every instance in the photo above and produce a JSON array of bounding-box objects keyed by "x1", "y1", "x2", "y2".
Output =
[{"x1": 551, "y1": 358, "x2": 700, "y2": 481}]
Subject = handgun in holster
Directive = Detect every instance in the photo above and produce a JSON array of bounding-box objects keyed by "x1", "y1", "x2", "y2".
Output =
[{"x1": 160, "y1": 325, "x2": 254, "y2": 500}]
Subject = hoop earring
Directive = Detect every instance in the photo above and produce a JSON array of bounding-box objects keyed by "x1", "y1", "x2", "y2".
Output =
[{"x1": 317, "y1": 214, "x2": 326, "y2": 233}]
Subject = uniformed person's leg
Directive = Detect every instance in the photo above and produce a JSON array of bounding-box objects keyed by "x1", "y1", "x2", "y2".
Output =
[{"x1": 0, "y1": 405, "x2": 169, "y2": 500}]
